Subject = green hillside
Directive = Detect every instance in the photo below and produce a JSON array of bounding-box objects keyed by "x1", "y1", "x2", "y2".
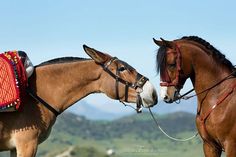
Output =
[
  {"x1": 0, "y1": 112, "x2": 204, "y2": 157},
  {"x1": 39, "y1": 111, "x2": 203, "y2": 157}
]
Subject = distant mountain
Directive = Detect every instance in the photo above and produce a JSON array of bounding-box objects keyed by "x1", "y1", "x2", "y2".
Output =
[
  {"x1": 53, "y1": 111, "x2": 197, "y2": 141},
  {"x1": 68, "y1": 100, "x2": 131, "y2": 120}
]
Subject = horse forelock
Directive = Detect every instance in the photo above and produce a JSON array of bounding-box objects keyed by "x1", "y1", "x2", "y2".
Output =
[{"x1": 156, "y1": 46, "x2": 168, "y2": 80}]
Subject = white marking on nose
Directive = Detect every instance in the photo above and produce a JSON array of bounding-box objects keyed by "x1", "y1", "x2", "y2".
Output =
[
  {"x1": 160, "y1": 86, "x2": 168, "y2": 100},
  {"x1": 140, "y1": 81, "x2": 157, "y2": 108}
]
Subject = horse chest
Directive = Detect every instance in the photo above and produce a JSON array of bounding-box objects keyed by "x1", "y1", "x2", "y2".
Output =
[{"x1": 196, "y1": 116, "x2": 209, "y2": 139}]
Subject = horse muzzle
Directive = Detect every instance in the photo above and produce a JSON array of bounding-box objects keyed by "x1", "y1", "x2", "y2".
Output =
[
  {"x1": 139, "y1": 81, "x2": 158, "y2": 108},
  {"x1": 160, "y1": 86, "x2": 180, "y2": 103}
]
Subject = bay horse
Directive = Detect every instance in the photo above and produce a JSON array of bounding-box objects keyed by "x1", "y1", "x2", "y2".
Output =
[
  {"x1": 0, "y1": 45, "x2": 157, "y2": 157},
  {"x1": 153, "y1": 36, "x2": 236, "y2": 157}
]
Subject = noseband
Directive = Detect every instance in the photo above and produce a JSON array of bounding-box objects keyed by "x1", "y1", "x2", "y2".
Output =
[{"x1": 101, "y1": 57, "x2": 148, "y2": 113}]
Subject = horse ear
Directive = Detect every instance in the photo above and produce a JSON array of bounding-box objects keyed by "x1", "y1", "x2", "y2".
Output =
[
  {"x1": 153, "y1": 38, "x2": 164, "y2": 47},
  {"x1": 153, "y1": 38, "x2": 174, "y2": 49},
  {"x1": 160, "y1": 38, "x2": 174, "y2": 49},
  {"x1": 83, "y1": 45, "x2": 109, "y2": 64}
]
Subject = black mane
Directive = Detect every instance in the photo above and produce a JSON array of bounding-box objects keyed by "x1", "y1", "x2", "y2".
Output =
[
  {"x1": 181, "y1": 36, "x2": 234, "y2": 69},
  {"x1": 37, "y1": 57, "x2": 91, "y2": 67}
]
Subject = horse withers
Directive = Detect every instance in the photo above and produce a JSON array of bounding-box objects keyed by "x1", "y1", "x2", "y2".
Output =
[
  {"x1": 0, "y1": 45, "x2": 157, "y2": 157},
  {"x1": 154, "y1": 36, "x2": 236, "y2": 157}
]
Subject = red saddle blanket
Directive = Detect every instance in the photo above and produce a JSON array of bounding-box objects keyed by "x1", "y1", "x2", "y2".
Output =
[{"x1": 0, "y1": 51, "x2": 27, "y2": 112}]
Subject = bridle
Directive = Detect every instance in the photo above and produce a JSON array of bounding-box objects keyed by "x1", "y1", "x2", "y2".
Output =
[
  {"x1": 101, "y1": 57, "x2": 149, "y2": 113},
  {"x1": 160, "y1": 44, "x2": 182, "y2": 88},
  {"x1": 159, "y1": 43, "x2": 236, "y2": 101},
  {"x1": 158, "y1": 44, "x2": 185, "y2": 103}
]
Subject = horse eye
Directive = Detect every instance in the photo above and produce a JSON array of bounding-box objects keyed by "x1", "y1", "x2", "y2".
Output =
[
  {"x1": 168, "y1": 63, "x2": 176, "y2": 68},
  {"x1": 118, "y1": 66, "x2": 126, "y2": 72}
]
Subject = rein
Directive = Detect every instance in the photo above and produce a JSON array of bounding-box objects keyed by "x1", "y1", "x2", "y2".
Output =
[{"x1": 175, "y1": 70, "x2": 236, "y2": 102}]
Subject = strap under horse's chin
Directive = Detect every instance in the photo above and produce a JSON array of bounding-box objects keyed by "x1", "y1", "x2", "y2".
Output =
[{"x1": 136, "y1": 93, "x2": 142, "y2": 113}]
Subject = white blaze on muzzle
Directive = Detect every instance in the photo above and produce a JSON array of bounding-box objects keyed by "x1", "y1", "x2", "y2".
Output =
[
  {"x1": 160, "y1": 86, "x2": 168, "y2": 100},
  {"x1": 140, "y1": 81, "x2": 157, "y2": 108}
]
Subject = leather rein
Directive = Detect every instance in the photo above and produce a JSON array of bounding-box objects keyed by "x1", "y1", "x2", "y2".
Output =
[{"x1": 27, "y1": 57, "x2": 148, "y2": 116}]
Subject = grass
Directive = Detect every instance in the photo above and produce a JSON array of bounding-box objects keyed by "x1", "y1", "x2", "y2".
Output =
[{"x1": 36, "y1": 131, "x2": 204, "y2": 157}]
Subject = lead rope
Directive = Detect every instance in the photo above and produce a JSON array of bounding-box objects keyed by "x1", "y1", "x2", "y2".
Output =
[
  {"x1": 148, "y1": 107, "x2": 198, "y2": 142},
  {"x1": 120, "y1": 101, "x2": 140, "y2": 112},
  {"x1": 120, "y1": 98, "x2": 199, "y2": 141},
  {"x1": 121, "y1": 99, "x2": 199, "y2": 141}
]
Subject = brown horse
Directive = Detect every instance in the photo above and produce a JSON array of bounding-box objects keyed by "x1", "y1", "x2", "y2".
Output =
[
  {"x1": 153, "y1": 36, "x2": 236, "y2": 157},
  {"x1": 0, "y1": 45, "x2": 157, "y2": 157}
]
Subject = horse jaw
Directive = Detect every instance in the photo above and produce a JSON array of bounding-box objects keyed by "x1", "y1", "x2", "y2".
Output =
[{"x1": 140, "y1": 81, "x2": 158, "y2": 108}]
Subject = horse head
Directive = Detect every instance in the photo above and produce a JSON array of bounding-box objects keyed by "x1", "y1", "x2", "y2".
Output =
[
  {"x1": 153, "y1": 38, "x2": 192, "y2": 103},
  {"x1": 83, "y1": 45, "x2": 158, "y2": 109}
]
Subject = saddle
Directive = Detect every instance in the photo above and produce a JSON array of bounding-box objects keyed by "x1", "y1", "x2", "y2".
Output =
[{"x1": 0, "y1": 51, "x2": 33, "y2": 112}]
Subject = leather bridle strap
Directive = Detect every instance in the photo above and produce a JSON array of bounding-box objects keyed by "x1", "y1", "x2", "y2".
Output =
[
  {"x1": 101, "y1": 57, "x2": 135, "y2": 87},
  {"x1": 115, "y1": 65, "x2": 120, "y2": 100},
  {"x1": 175, "y1": 70, "x2": 236, "y2": 101},
  {"x1": 160, "y1": 44, "x2": 182, "y2": 87},
  {"x1": 116, "y1": 67, "x2": 129, "y2": 102},
  {"x1": 125, "y1": 82, "x2": 129, "y2": 102},
  {"x1": 101, "y1": 57, "x2": 149, "y2": 113},
  {"x1": 200, "y1": 83, "x2": 236, "y2": 123}
]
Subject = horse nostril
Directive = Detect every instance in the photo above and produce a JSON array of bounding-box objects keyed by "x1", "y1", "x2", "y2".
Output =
[
  {"x1": 164, "y1": 95, "x2": 168, "y2": 100},
  {"x1": 152, "y1": 92, "x2": 158, "y2": 104}
]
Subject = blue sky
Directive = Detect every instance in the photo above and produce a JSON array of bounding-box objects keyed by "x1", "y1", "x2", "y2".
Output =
[{"x1": 1, "y1": 0, "x2": 236, "y2": 115}]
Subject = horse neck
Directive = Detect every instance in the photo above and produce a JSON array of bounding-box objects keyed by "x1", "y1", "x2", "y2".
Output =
[
  {"x1": 32, "y1": 60, "x2": 102, "y2": 113},
  {"x1": 182, "y1": 43, "x2": 232, "y2": 95}
]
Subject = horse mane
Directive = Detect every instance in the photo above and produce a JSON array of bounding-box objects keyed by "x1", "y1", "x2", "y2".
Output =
[
  {"x1": 181, "y1": 36, "x2": 234, "y2": 69},
  {"x1": 37, "y1": 57, "x2": 91, "y2": 67}
]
